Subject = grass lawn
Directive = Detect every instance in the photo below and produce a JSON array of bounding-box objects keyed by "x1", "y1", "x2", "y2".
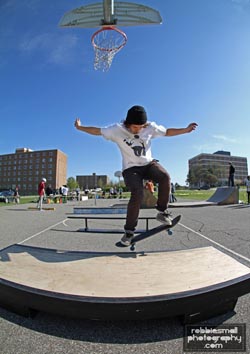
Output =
[
  {"x1": 121, "y1": 188, "x2": 248, "y2": 203},
  {"x1": 0, "y1": 189, "x2": 248, "y2": 206},
  {"x1": 175, "y1": 189, "x2": 214, "y2": 200},
  {"x1": 0, "y1": 196, "x2": 37, "y2": 207},
  {"x1": 175, "y1": 188, "x2": 248, "y2": 204}
]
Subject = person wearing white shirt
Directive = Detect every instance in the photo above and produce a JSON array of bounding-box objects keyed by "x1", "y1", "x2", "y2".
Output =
[{"x1": 75, "y1": 105, "x2": 197, "y2": 246}]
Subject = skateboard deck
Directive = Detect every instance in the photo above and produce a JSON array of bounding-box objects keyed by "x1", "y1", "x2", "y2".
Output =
[{"x1": 116, "y1": 215, "x2": 181, "y2": 250}]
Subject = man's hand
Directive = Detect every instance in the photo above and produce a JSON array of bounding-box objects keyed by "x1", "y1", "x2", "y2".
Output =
[
  {"x1": 166, "y1": 122, "x2": 198, "y2": 137},
  {"x1": 186, "y1": 123, "x2": 198, "y2": 132},
  {"x1": 74, "y1": 118, "x2": 81, "y2": 129},
  {"x1": 74, "y1": 118, "x2": 102, "y2": 136}
]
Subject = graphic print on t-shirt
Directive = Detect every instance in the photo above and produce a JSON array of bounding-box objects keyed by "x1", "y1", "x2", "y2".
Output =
[{"x1": 123, "y1": 135, "x2": 146, "y2": 157}]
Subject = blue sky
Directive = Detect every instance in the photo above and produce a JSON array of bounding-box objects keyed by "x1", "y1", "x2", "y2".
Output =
[{"x1": 1, "y1": 0, "x2": 250, "y2": 185}]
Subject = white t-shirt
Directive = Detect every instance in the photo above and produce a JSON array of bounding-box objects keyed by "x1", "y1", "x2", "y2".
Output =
[
  {"x1": 61, "y1": 186, "x2": 69, "y2": 196},
  {"x1": 101, "y1": 122, "x2": 167, "y2": 171}
]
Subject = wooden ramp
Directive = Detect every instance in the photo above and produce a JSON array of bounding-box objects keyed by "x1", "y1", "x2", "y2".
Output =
[
  {"x1": 207, "y1": 186, "x2": 239, "y2": 205},
  {"x1": 0, "y1": 245, "x2": 250, "y2": 323},
  {"x1": 141, "y1": 189, "x2": 157, "y2": 208}
]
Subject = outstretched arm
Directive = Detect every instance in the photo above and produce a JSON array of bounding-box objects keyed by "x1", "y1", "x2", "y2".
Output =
[
  {"x1": 166, "y1": 122, "x2": 198, "y2": 137},
  {"x1": 74, "y1": 118, "x2": 102, "y2": 136}
]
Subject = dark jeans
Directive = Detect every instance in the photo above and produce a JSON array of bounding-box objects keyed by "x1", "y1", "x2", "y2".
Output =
[
  {"x1": 228, "y1": 174, "x2": 235, "y2": 187},
  {"x1": 122, "y1": 161, "x2": 170, "y2": 231}
]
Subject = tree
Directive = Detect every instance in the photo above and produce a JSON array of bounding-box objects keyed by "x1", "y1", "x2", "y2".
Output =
[
  {"x1": 187, "y1": 165, "x2": 220, "y2": 188},
  {"x1": 186, "y1": 165, "x2": 204, "y2": 187},
  {"x1": 203, "y1": 172, "x2": 218, "y2": 186},
  {"x1": 67, "y1": 177, "x2": 79, "y2": 191}
]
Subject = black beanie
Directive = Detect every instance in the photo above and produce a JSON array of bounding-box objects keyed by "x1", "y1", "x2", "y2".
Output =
[{"x1": 125, "y1": 105, "x2": 147, "y2": 125}]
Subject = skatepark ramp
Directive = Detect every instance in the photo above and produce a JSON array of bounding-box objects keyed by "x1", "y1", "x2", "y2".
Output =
[
  {"x1": 207, "y1": 187, "x2": 239, "y2": 205},
  {"x1": 141, "y1": 189, "x2": 157, "y2": 208},
  {"x1": 0, "y1": 244, "x2": 250, "y2": 323}
]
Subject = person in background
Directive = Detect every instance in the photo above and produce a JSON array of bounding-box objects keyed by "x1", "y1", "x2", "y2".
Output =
[
  {"x1": 118, "y1": 187, "x2": 123, "y2": 198},
  {"x1": 13, "y1": 186, "x2": 20, "y2": 204},
  {"x1": 46, "y1": 185, "x2": 53, "y2": 196},
  {"x1": 228, "y1": 162, "x2": 235, "y2": 187},
  {"x1": 61, "y1": 185, "x2": 69, "y2": 202},
  {"x1": 145, "y1": 180, "x2": 154, "y2": 193},
  {"x1": 170, "y1": 182, "x2": 177, "y2": 202},
  {"x1": 37, "y1": 178, "x2": 46, "y2": 211},
  {"x1": 245, "y1": 175, "x2": 250, "y2": 204},
  {"x1": 76, "y1": 187, "x2": 81, "y2": 201}
]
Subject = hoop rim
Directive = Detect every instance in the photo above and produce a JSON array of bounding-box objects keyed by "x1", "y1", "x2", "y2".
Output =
[{"x1": 91, "y1": 26, "x2": 127, "y2": 52}]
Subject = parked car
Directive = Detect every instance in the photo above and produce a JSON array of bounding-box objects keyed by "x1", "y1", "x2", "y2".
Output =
[
  {"x1": 199, "y1": 185, "x2": 210, "y2": 190},
  {"x1": 0, "y1": 190, "x2": 14, "y2": 203}
]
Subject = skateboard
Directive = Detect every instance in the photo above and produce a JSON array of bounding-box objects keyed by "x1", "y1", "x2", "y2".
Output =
[{"x1": 116, "y1": 215, "x2": 181, "y2": 251}]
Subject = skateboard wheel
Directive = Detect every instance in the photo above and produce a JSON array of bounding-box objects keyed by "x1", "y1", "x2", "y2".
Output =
[
  {"x1": 167, "y1": 229, "x2": 173, "y2": 236},
  {"x1": 130, "y1": 244, "x2": 135, "y2": 251}
]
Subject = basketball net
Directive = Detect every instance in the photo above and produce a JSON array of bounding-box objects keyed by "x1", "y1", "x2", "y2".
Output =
[{"x1": 91, "y1": 26, "x2": 127, "y2": 72}]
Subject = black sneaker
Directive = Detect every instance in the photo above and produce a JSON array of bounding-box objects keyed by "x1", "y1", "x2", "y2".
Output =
[{"x1": 120, "y1": 231, "x2": 134, "y2": 246}]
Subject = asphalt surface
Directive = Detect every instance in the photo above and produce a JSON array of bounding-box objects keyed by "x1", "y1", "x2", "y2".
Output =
[{"x1": 0, "y1": 198, "x2": 250, "y2": 354}]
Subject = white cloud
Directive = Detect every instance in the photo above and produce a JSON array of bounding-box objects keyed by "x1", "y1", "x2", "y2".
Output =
[
  {"x1": 193, "y1": 133, "x2": 247, "y2": 155},
  {"x1": 212, "y1": 134, "x2": 238, "y2": 144},
  {"x1": 19, "y1": 32, "x2": 78, "y2": 65},
  {"x1": 193, "y1": 143, "x2": 225, "y2": 153}
]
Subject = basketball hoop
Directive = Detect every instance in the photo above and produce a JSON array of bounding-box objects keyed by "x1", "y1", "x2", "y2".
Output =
[{"x1": 91, "y1": 26, "x2": 127, "y2": 72}]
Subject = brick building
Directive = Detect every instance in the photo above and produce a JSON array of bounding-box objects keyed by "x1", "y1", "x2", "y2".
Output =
[{"x1": 0, "y1": 148, "x2": 67, "y2": 195}]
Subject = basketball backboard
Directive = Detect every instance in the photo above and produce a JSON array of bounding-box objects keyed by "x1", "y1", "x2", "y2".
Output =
[
  {"x1": 59, "y1": 1, "x2": 162, "y2": 28},
  {"x1": 59, "y1": 1, "x2": 162, "y2": 71}
]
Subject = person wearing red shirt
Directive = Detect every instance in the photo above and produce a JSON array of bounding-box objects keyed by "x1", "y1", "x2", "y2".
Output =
[{"x1": 37, "y1": 178, "x2": 46, "y2": 211}]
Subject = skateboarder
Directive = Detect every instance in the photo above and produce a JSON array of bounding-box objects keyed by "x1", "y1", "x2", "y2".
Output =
[{"x1": 74, "y1": 105, "x2": 197, "y2": 246}]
